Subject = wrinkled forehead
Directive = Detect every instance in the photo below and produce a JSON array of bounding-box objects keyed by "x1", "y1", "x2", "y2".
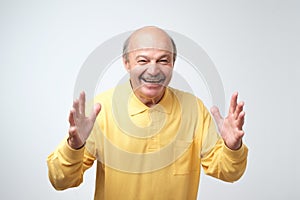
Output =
[
  {"x1": 127, "y1": 33, "x2": 175, "y2": 54},
  {"x1": 127, "y1": 48, "x2": 173, "y2": 59}
]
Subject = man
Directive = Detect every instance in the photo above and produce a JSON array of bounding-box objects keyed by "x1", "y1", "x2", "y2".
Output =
[{"x1": 47, "y1": 26, "x2": 248, "y2": 200}]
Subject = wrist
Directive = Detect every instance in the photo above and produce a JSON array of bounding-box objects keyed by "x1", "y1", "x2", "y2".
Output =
[
  {"x1": 224, "y1": 140, "x2": 242, "y2": 151},
  {"x1": 67, "y1": 137, "x2": 85, "y2": 150}
]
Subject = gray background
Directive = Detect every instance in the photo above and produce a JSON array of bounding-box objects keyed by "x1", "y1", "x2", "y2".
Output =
[{"x1": 0, "y1": 0, "x2": 299, "y2": 199}]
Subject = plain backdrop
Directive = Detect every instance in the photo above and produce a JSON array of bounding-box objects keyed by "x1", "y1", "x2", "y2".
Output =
[{"x1": 0, "y1": 0, "x2": 299, "y2": 199}]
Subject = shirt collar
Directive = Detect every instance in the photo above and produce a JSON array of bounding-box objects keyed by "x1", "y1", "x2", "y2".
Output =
[{"x1": 126, "y1": 81, "x2": 173, "y2": 116}]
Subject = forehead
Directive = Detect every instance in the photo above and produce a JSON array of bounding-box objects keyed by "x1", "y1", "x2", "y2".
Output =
[
  {"x1": 128, "y1": 48, "x2": 173, "y2": 59},
  {"x1": 127, "y1": 31, "x2": 174, "y2": 54}
]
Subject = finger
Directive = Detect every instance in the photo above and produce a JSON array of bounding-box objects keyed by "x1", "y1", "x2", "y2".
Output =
[
  {"x1": 236, "y1": 130, "x2": 245, "y2": 140},
  {"x1": 79, "y1": 91, "x2": 86, "y2": 115},
  {"x1": 90, "y1": 103, "x2": 102, "y2": 122},
  {"x1": 229, "y1": 92, "x2": 238, "y2": 114},
  {"x1": 234, "y1": 101, "x2": 244, "y2": 120},
  {"x1": 68, "y1": 109, "x2": 75, "y2": 126},
  {"x1": 73, "y1": 99, "x2": 79, "y2": 118},
  {"x1": 236, "y1": 111, "x2": 245, "y2": 130},
  {"x1": 68, "y1": 126, "x2": 77, "y2": 137},
  {"x1": 239, "y1": 130, "x2": 245, "y2": 138},
  {"x1": 210, "y1": 106, "x2": 223, "y2": 126}
]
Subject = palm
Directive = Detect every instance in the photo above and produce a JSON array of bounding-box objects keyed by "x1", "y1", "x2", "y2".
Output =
[
  {"x1": 210, "y1": 92, "x2": 245, "y2": 150},
  {"x1": 68, "y1": 92, "x2": 101, "y2": 149}
]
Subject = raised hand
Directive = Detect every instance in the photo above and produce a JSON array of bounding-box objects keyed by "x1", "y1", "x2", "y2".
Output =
[
  {"x1": 210, "y1": 92, "x2": 245, "y2": 150},
  {"x1": 68, "y1": 91, "x2": 101, "y2": 149}
]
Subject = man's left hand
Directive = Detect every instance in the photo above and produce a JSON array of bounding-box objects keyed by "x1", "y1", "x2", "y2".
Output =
[{"x1": 210, "y1": 92, "x2": 245, "y2": 150}]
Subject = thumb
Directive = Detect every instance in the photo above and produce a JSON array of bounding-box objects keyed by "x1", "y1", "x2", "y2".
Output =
[
  {"x1": 210, "y1": 106, "x2": 223, "y2": 125},
  {"x1": 90, "y1": 103, "x2": 102, "y2": 122}
]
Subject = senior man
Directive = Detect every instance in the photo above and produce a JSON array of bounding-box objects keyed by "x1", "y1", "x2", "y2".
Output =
[{"x1": 47, "y1": 26, "x2": 248, "y2": 200}]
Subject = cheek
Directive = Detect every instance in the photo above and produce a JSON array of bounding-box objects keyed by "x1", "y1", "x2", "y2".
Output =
[
  {"x1": 161, "y1": 67, "x2": 173, "y2": 77},
  {"x1": 129, "y1": 65, "x2": 148, "y2": 77},
  {"x1": 130, "y1": 71, "x2": 140, "y2": 80},
  {"x1": 129, "y1": 70, "x2": 143, "y2": 84}
]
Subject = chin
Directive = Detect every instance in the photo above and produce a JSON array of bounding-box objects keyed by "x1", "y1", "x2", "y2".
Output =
[{"x1": 141, "y1": 84, "x2": 165, "y2": 99}]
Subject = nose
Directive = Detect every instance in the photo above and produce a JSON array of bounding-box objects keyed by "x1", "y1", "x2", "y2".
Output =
[{"x1": 146, "y1": 64, "x2": 160, "y2": 76}]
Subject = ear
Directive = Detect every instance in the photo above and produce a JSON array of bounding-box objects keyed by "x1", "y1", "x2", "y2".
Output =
[{"x1": 123, "y1": 56, "x2": 131, "y2": 72}]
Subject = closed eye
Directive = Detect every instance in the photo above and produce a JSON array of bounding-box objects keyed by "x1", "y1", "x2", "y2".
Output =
[
  {"x1": 137, "y1": 59, "x2": 148, "y2": 65},
  {"x1": 158, "y1": 59, "x2": 170, "y2": 64}
]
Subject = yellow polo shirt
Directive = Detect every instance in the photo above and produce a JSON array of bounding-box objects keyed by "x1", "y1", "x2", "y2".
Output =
[{"x1": 47, "y1": 82, "x2": 248, "y2": 200}]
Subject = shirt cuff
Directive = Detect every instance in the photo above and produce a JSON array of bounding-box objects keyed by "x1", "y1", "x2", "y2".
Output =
[
  {"x1": 58, "y1": 139, "x2": 86, "y2": 162},
  {"x1": 222, "y1": 142, "x2": 248, "y2": 162}
]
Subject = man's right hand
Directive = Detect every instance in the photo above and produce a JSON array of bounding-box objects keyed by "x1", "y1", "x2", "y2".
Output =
[{"x1": 68, "y1": 91, "x2": 101, "y2": 149}]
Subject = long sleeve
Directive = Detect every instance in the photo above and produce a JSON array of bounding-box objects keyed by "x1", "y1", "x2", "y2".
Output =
[
  {"x1": 201, "y1": 138, "x2": 248, "y2": 182},
  {"x1": 47, "y1": 139, "x2": 96, "y2": 190},
  {"x1": 198, "y1": 100, "x2": 248, "y2": 183}
]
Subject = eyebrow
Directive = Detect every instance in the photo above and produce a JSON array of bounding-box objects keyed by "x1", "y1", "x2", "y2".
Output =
[
  {"x1": 135, "y1": 53, "x2": 172, "y2": 60},
  {"x1": 157, "y1": 54, "x2": 171, "y2": 60},
  {"x1": 135, "y1": 55, "x2": 149, "y2": 60}
]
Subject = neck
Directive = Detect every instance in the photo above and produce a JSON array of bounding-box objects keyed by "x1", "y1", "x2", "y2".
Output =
[
  {"x1": 136, "y1": 90, "x2": 165, "y2": 107},
  {"x1": 135, "y1": 89, "x2": 166, "y2": 107},
  {"x1": 144, "y1": 94, "x2": 164, "y2": 107},
  {"x1": 129, "y1": 80, "x2": 166, "y2": 107}
]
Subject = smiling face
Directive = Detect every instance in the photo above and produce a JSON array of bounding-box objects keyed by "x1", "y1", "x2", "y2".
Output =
[
  {"x1": 125, "y1": 48, "x2": 174, "y2": 105},
  {"x1": 123, "y1": 27, "x2": 175, "y2": 107}
]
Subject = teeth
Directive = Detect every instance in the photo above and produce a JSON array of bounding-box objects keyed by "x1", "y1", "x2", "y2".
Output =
[
  {"x1": 142, "y1": 78, "x2": 163, "y2": 83},
  {"x1": 146, "y1": 80, "x2": 160, "y2": 82}
]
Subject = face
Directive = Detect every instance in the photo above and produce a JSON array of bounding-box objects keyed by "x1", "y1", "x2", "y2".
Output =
[{"x1": 124, "y1": 48, "x2": 174, "y2": 102}]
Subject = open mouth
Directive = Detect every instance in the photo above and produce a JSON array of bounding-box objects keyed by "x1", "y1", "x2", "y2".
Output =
[{"x1": 140, "y1": 77, "x2": 165, "y2": 84}]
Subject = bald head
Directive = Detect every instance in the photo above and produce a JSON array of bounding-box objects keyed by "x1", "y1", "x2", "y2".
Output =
[{"x1": 123, "y1": 26, "x2": 177, "y2": 62}]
